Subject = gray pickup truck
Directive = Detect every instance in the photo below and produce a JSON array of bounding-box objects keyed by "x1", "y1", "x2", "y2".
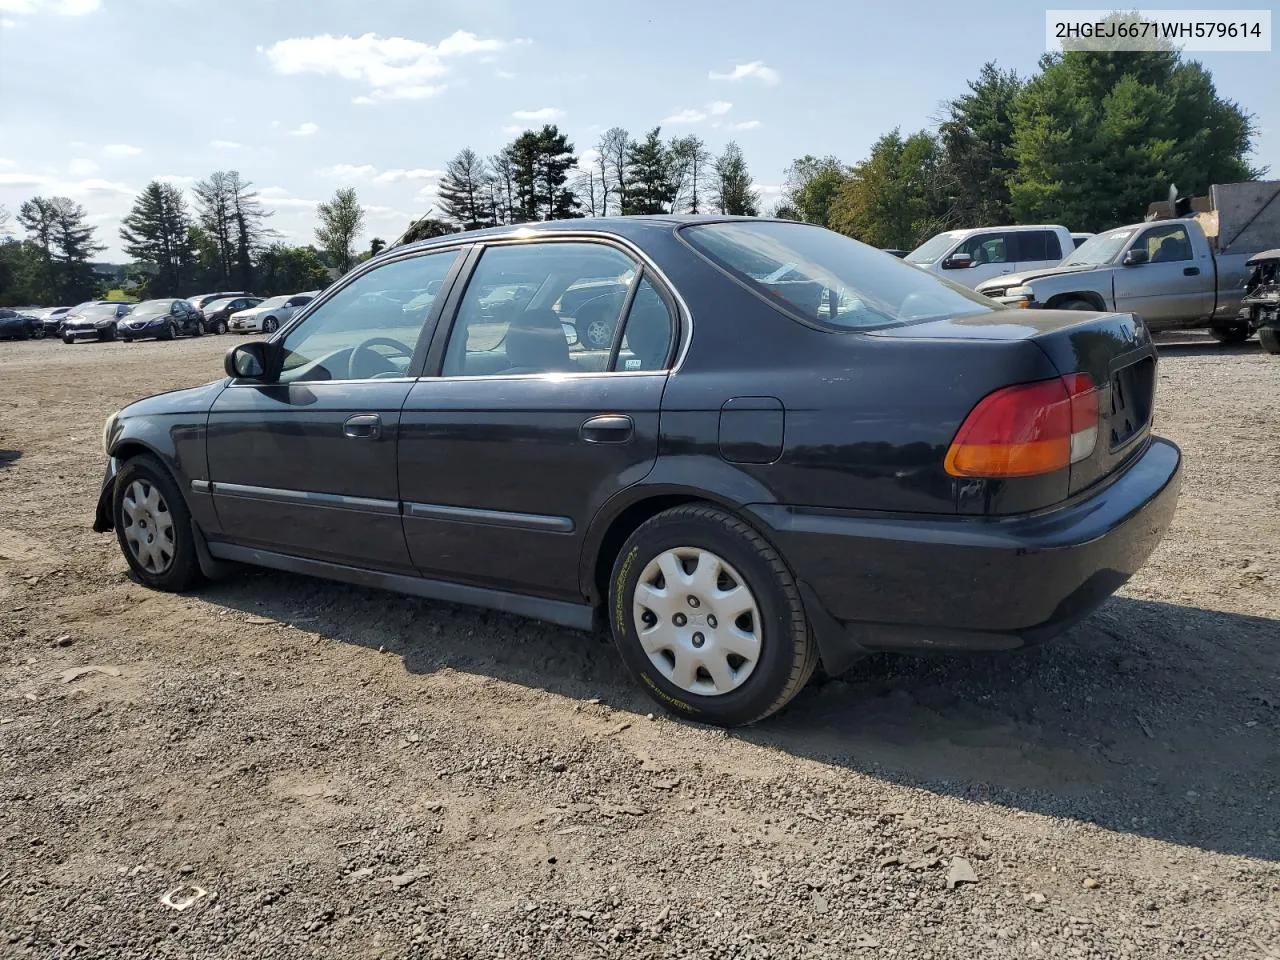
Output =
[{"x1": 977, "y1": 181, "x2": 1280, "y2": 342}]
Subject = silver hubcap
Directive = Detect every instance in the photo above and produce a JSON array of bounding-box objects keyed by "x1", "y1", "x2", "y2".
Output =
[
  {"x1": 586, "y1": 318, "x2": 612, "y2": 347},
  {"x1": 633, "y1": 547, "x2": 762, "y2": 696},
  {"x1": 121, "y1": 479, "x2": 175, "y2": 574}
]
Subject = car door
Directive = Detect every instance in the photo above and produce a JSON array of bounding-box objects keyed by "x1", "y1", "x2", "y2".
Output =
[
  {"x1": 1012, "y1": 229, "x2": 1064, "y2": 272},
  {"x1": 204, "y1": 246, "x2": 466, "y2": 573},
  {"x1": 1112, "y1": 222, "x2": 1214, "y2": 327},
  {"x1": 954, "y1": 232, "x2": 1017, "y2": 287},
  {"x1": 398, "y1": 239, "x2": 677, "y2": 601}
]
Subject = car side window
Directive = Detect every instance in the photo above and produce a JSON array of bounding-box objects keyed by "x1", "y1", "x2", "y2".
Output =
[
  {"x1": 1015, "y1": 231, "x2": 1059, "y2": 262},
  {"x1": 1140, "y1": 224, "x2": 1193, "y2": 263},
  {"x1": 277, "y1": 249, "x2": 460, "y2": 384},
  {"x1": 959, "y1": 233, "x2": 1012, "y2": 265},
  {"x1": 441, "y1": 241, "x2": 637, "y2": 378},
  {"x1": 614, "y1": 276, "x2": 675, "y2": 371}
]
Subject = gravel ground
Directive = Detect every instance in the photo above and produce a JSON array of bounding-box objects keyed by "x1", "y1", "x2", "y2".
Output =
[{"x1": 1, "y1": 332, "x2": 1278, "y2": 960}]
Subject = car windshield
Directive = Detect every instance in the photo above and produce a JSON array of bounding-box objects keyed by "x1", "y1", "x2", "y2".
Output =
[
  {"x1": 74, "y1": 302, "x2": 124, "y2": 318},
  {"x1": 1061, "y1": 228, "x2": 1136, "y2": 267},
  {"x1": 682, "y1": 221, "x2": 999, "y2": 330},
  {"x1": 257, "y1": 296, "x2": 291, "y2": 309},
  {"x1": 129, "y1": 300, "x2": 173, "y2": 318},
  {"x1": 905, "y1": 232, "x2": 962, "y2": 265}
]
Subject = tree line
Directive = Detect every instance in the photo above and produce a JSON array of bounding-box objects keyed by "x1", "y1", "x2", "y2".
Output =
[{"x1": 0, "y1": 35, "x2": 1260, "y2": 306}]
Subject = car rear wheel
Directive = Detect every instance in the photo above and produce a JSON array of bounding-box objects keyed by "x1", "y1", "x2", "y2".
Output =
[
  {"x1": 1208, "y1": 321, "x2": 1251, "y2": 343},
  {"x1": 30, "y1": 325, "x2": 44, "y2": 340},
  {"x1": 98, "y1": 325, "x2": 117, "y2": 342},
  {"x1": 112, "y1": 456, "x2": 201, "y2": 592},
  {"x1": 192, "y1": 320, "x2": 204, "y2": 337},
  {"x1": 262, "y1": 316, "x2": 278, "y2": 334},
  {"x1": 608, "y1": 504, "x2": 818, "y2": 726}
]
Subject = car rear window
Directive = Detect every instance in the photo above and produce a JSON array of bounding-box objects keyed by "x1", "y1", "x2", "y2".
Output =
[{"x1": 681, "y1": 221, "x2": 999, "y2": 330}]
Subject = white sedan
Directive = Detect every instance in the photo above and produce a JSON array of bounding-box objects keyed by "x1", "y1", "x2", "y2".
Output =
[{"x1": 228, "y1": 291, "x2": 318, "y2": 334}]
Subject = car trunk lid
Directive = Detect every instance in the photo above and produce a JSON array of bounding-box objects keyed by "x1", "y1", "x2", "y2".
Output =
[{"x1": 868, "y1": 309, "x2": 1158, "y2": 498}]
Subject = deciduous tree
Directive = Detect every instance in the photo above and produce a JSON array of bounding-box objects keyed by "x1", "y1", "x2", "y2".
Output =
[
  {"x1": 314, "y1": 187, "x2": 366, "y2": 275},
  {"x1": 711, "y1": 142, "x2": 759, "y2": 217}
]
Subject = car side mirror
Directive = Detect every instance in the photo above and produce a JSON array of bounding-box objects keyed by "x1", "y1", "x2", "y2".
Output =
[
  {"x1": 225, "y1": 341, "x2": 276, "y2": 381},
  {"x1": 1122, "y1": 248, "x2": 1149, "y2": 266},
  {"x1": 942, "y1": 252, "x2": 973, "y2": 270}
]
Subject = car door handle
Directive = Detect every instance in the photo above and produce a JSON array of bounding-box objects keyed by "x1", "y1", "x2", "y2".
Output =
[
  {"x1": 580, "y1": 414, "x2": 633, "y2": 443},
  {"x1": 1183, "y1": 266, "x2": 1200, "y2": 276},
  {"x1": 343, "y1": 414, "x2": 382, "y2": 439}
]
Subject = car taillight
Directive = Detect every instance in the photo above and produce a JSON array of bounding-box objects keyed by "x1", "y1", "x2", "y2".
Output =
[{"x1": 944, "y1": 373, "x2": 1099, "y2": 478}]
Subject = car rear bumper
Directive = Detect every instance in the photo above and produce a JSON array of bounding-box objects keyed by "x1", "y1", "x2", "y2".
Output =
[{"x1": 749, "y1": 436, "x2": 1182, "y2": 667}]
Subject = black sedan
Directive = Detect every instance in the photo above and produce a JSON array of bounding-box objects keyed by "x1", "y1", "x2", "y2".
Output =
[
  {"x1": 201, "y1": 296, "x2": 263, "y2": 335},
  {"x1": 0, "y1": 307, "x2": 45, "y2": 340},
  {"x1": 117, "y1": 299, "x2": 206, "y2": 341},
  {"x1": 91, "y1": 216, "x2": 1181, "y2": 726},
  {"x1": 61, "y1": 301, "x2": 133, "y2": 343}
]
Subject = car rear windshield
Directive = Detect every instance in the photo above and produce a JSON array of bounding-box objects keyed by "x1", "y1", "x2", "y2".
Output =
[{"x1": 681, "y1": 221, "x2": 999, "y2": 330}]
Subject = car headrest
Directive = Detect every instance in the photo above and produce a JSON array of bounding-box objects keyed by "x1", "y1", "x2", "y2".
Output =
[{"x1": 504, "y1": 309, "x2": 571, "y2": 373}]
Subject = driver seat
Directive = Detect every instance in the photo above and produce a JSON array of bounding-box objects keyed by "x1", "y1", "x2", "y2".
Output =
[{"x1": 502, "y1": 309, "x2": 571, "y2": 374}]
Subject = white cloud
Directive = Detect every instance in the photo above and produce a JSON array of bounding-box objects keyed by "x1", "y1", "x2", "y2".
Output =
[
  {"x1": 67, "y1": 157, "x2": 98, "y2": 176},
  {"x1": 210, "y1": 139, "x2": 242, "y2": 149},
  {"x1": 375, "y1": 168, "x2": 442, "y2": 183},
  {"x1": 321, "y1": 163, "x2": 377, "y2": 181},
  {"x1": 262, "y1": 29, "x2": 507, "y2": 102},
  {"x1": 725, "y1": 120, "x2": 762, "y2": 131},
  {"x1": 0, "y1": 157, "x2": 16, "y2": 169},
  {"x1": 500, "y1": 124, "x2": 523, "y2": 135},
  {"x1": 709, "y1": 60, "x2": 780, "y2": 85},
  {"x1": 512, "y1": 106, "x2": 563, "y2": 122},
  {"x1": 103, "y1": 143, "x2": 142, "y2": 157},
  {"x1": 352, "y1": 96, "x2": 376, "y2": 106},
  {"x1": 754, "y1": 183, "x2": 784, "y2": 201},
  {"x1": 157, "y1": 174, "x2": 197, "y2": 186},
  {"x1": 288, "y1": 121, "x2": 319, "y2": 137},
  {"x1": 663, "y1": 101, "x2": 734, "y2": 125},
  {"x1": 0, "y1": 171, "x2": 132, "y2": 196},
  {"x1": 577, "y1": 147, "x2": 601, "y2": 171},
  {"x1": 1, "y1": 16, "x2": 16, "y2": 26},
  {"x1": 0, "y1": 0, "x2": 100, "y2": 15},
  {"x1": 495, "y1": 69, "x2": 515, "y2": 80}
]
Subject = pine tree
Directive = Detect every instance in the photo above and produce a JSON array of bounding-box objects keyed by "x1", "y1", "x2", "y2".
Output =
[
  {"x1": 712, "y1": 142, "x2": 760, "y2": 217},
  {"x1": 120, "y1": 181, "x2": 197, "y2": 297},
  {"x1": 438, "y1": 148, "x2": 495, "y2": 231},
  {"x1": 624, "y1": 128, "x2": 674, "y2": 215},
  {"x1": 19, "y1": 196, "x2": 103, "y2": 302},
  {"x1": 505, "y1": 125, "x2": 581, "y2": 222}
]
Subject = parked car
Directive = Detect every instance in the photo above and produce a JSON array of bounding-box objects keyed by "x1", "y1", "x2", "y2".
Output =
[
  {"x1": 61, "y1": 301, "x2": 133, "y2": 343},
  {"x1": 118, "y1": 299, "x2": 206, "y2": 341},
  {"x1": 1240, "y1": 248, "x2": 1280, "y2": 354},
  {"x1": 228, "y1": 292, "x2": 317, "y2": 333},
  {"x1": 0, "y1": 307, "x2": 44, "y2": 340},
  {"x1": 40, "y1": 306, "x2": 73, "y2": 337},
  {"x1": 976, "y1": 182, "x2": 1280, "y2": 341},
  {"x1": 905, "y1": 225, "x2": 1076, "y2": 288},
  {"x1": 187, "y1": 291, "x2": 255, "y2": 313},
  {"x1": 1070, "y1": 232, "x2": 1095, "y2": 249},
  {"x1": 198, "y1": 296, "x2": 263, "y2": 335},
  {"x1": 92, "y1": 216, "x2": 1182, "y2": 726}
]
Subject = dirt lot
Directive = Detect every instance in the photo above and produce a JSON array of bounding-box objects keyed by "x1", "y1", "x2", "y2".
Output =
[{"x1": 1, "y1": 332, "x2": 1278, "y2": 959}]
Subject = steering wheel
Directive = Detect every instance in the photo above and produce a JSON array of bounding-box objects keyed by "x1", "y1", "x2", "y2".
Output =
[{"x1": 350, "y1": 336, "x2": 414, "y2": 379}]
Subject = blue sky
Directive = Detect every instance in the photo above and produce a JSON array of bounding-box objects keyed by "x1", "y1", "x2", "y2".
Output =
[{"x1": 1, "y1": 0, "x2": 1275, "y2": 259}]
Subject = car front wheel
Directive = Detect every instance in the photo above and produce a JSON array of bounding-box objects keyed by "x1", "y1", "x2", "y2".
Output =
[
  {"x1": 608, "y1": 504, "x2": 818, "y2": 727},
  {"x1": 262, "y1": 316, "x2": 278, "y2": 334},
  {"x1": 213, "y1": 319, "x2": 227, "y2": 335},
  {"x1": 112, "y1": 456, "x2": 201, "y2": 592}
]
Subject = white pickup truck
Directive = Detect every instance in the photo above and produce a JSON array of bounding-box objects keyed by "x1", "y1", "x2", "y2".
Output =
[
  {"x1": 904, "y1": 225, "x2": 1076, "y2": 289},
  {"x1": 976, "y1": 181, "x2": 1280, "y2": 341}
]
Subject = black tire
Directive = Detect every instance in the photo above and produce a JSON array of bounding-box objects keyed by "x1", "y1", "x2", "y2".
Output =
[
  {"x1": 30, "y1": 325, "x2": 44, "y2": 340},
  {"x1": 262, "y1": 316, "x2": 278, "y2": 334},
  {"x1": 1260, "y1": 327, "x2": 1280, "y2": 355},
  {"x1": 162, "y1": 321, "x2": 177, "y2": 341},
  {"x1": 192, "y1": 320, "x2": 204, "y2": 337},
  {"x1": 213, "y1": 319, "x2": 227, "y2": 335},
  {"x1": 607, "y1": 504, "x2": 818, "y2": 727},
  {"x1": 98, "y1": 324, "x2": 117, "y2": 342},
  {"x1": 62, "y1": 334, "x2": 74, "y2": 345},
  {"x1": 1056, "y1": 297, "x2": 1097, "y2": 311},
  {"x1": 575, "y1": 305, "x2": 616, "y2": 351},
  {"x1": 112, "y1": 455, "x2": 202, "y2": 592},
  {"x1": 1208, "y1": 321, "x2": 1251, "y2": 343}
]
